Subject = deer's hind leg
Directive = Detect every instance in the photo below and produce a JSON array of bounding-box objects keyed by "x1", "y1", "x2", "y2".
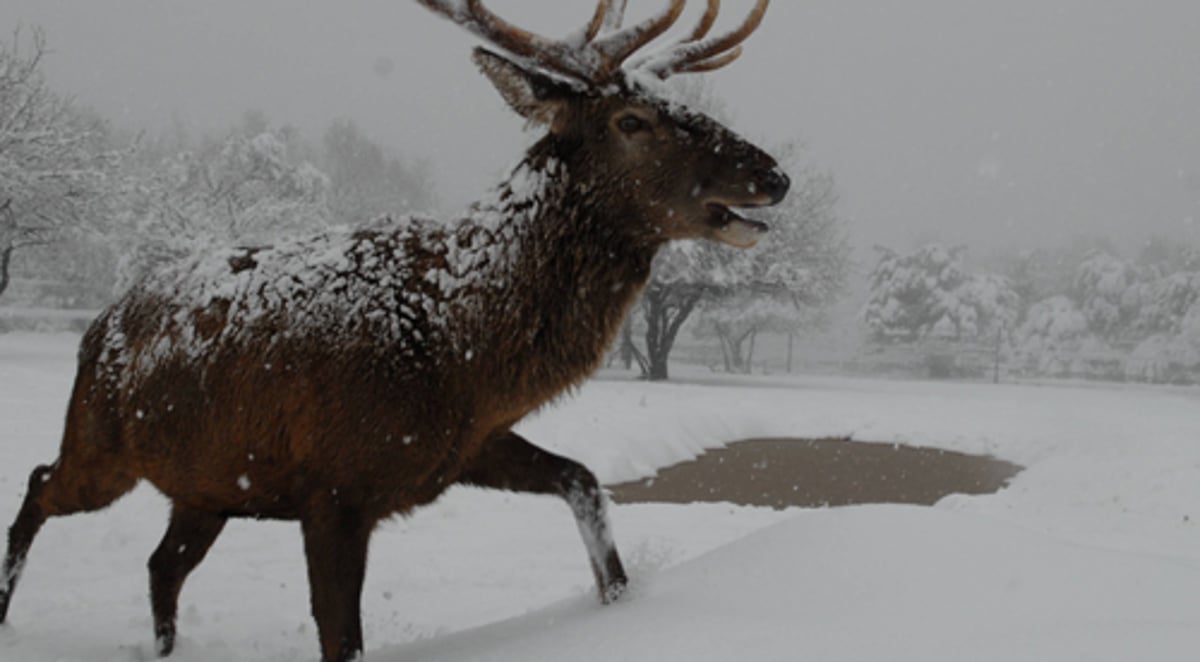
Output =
[
  {"x1": 457, "y1": 431, "x2": 628, "y2": 603},
  {"x1": 1, "y1": 392, "x2": 139, "y2": 624},
  {"x1": 148, "y1": 506, "x2": 226, "y2": 657},
  {"x1": 1, "y1": 455, "x2": 139, "y2": 623}
]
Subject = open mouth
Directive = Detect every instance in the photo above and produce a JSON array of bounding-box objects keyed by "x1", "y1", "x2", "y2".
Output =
[{"x1": 705, "y1": 202, "x2": 770, "y2": 248}]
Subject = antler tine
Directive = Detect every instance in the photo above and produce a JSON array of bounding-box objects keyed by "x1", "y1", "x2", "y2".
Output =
[
  {"x1": 692, "y1": 0, "x2": 767, "y2": 61},
  {"x1": 645, "y1": 0, "x2": 769, "y2": 78},
  {"x1": 628, "y1": 0, "x2": 716, "y2": 69},
  {"x1": 686, "y1": 0, "x2": 720, "y2": 42},
  {"x1": 678, "y1": 45, "x2": 741, "y2": 73},
  {"x1": 584, "y1": 0, "x2": 630, "y2": 42},
  {"x1": 593, "y1": 0, "x2": 686, "y2": 77},
  {"x1": 603, "y1": 0, "x2": 631, "y2": 34},
  {"x1": 584, "y1": 1, "x2": 610, "y2": 43}
]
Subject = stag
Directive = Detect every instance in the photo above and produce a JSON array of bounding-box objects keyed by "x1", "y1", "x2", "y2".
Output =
[{"x1": 1, "y1": 1, "x2": 787, "y2": 660}]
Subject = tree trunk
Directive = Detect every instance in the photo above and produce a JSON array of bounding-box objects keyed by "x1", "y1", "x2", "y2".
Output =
[
  {"x1": 646, "y1": 349, "x2": 670, "y2": 381},
  {"x1": 745, "y1": 328, "x2": 758, "y2": 373},
  {"x1": 723, "y1": 326, "x2": 756, "y2": 374},
  {"x1": 0, "y1": 244, "x2": 13, "y2": 301},
  {"x1": 619, "y1": 319, "x2": 635, "y2": 370},
  {"x1": 0, "y1": 199, "x2": 14, "y2": 301},
  {"x1": 715, "y1": 324, "x2": 733, "y2": 372},
  {"x1": 642, "y1": 284, "x2": 702, "y2": 382},
  {"x1": 728, "y1": 332, "x2": 745, "y2": 372},
  {"x1": 993, "y1": 324, "x2": 1004, "y2": 384},
  {"x1": 786, "y1": 331, "x2": 794, "y2": 374}
]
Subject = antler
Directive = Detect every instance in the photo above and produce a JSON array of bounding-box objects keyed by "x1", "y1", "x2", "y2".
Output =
[
  {"x1": 638, "y1": 0, "x2": 770, "y2": 78},
  {"x1": 417, "y1": 0, "x2": 684, "y2": 82},
  {"x1": 416, "y1": 0, "x2": 768, "y2": 83}
]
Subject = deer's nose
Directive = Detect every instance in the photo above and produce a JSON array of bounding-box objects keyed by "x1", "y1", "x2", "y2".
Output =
[{"x1": 759, "y1": 167, "x2": 790, "y2": 204}]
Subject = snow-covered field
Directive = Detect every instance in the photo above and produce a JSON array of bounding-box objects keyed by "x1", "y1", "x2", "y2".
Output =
[{"x1": 3, "y1": 331, "x2": 1200, "y2": 661}]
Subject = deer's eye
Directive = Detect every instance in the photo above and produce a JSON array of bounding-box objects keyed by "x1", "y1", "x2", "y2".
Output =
[{"x1": 616, "y1": 115, "x2": 649, "y2": 134}]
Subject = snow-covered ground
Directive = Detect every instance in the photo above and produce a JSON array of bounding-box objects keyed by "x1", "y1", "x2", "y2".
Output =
[{"x1": 2, "y1": 331, "x2": 1200, "y2": 661}]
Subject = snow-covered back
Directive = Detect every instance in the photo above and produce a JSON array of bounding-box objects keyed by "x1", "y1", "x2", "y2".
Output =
[{"x1": 97, "y1": 157, "x2": 563, "y2": 384}]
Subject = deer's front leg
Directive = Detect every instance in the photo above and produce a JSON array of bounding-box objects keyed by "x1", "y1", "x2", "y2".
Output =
[
  {"x1": 300, "y1": 503, "x2": 373, "y2": 662},
  {"x1": 457, "y1": 431, "x2": 628, "y2": 603}
]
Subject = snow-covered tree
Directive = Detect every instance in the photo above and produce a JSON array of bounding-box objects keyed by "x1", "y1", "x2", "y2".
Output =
[
  {"x1": 862, "y1": 244, "x2": 966, "y2": 342},
  {"x1": 1012, "y1": 295, "x2": 1101, "y2": 376},
  {"x1": 1126, "y1": 320, "x2": 1200, "y2": 384},
  {"x1": 932, "y1": 273, "x2": 1020, "y2": 341},
  {"x1": 992, "y1": 247, "x2": 1070, "y2": 311},
  {"x1": 862, "y1": 244, "x2": 1020, "y2": 346},
  {"x1": 0, "y1": 29, "x2": 118, "y2": 299},
  {"x1": 1124, "y1": 270, "x2": 1200, "y2": 339},
  {"x1": 1071, "y1": 250, "x2": 1140, "y2": 340},
  {"x1": 863, "y1": 245, "x2": 1003, "y2": 342},
  {"x1": 117, "y1": 130, "x2": 331, "y2": 289},
  {"x1": 1123, "y1": 271, "x2": 1200, "y2": 383}
]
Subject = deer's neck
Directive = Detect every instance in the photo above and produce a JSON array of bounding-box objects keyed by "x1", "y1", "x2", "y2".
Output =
[{"x1": 461, "y1": 143, "x2": 657, "y2": 407}]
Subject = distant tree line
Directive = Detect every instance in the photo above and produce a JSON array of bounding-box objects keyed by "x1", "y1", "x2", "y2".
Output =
[{"x1": 861, "y1": 239, "x2": 1200, "y2": 384}]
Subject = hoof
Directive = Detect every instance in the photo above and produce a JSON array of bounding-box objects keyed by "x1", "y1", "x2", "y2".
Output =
[
  {"x1": 0, "y1": 584, "x2": 12, "y2": 623},
  {"x1": 155, "y1": 625, "x2": 176, "y2": 657},
  {"x1": 600, "y1": 575, "x2": 628, "y2": 604}
]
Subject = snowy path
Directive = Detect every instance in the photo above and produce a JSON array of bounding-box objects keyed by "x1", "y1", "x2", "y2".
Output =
[{"x1": 3, "y1": 332, "x2": 1200, "y2": 661}]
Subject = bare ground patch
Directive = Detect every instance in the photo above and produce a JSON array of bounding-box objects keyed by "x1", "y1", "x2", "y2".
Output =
[{"x1": 607, "y1": 438, "x2": 1022, "y2": 509}]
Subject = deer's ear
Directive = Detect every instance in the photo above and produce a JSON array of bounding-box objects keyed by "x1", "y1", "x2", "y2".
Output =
[{"x1": 472, "y1": 48, "x2": 572, "y2": 129}]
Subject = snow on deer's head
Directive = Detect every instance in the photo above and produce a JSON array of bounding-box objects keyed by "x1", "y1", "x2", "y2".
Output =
[{"x1": 420, "y1": 0, "x2": 789, "y2": 249}]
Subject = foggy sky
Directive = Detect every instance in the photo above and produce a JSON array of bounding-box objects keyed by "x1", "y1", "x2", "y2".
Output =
[{"x1": 3, "y1": 0, "x2": 1199, "y2": 259}]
